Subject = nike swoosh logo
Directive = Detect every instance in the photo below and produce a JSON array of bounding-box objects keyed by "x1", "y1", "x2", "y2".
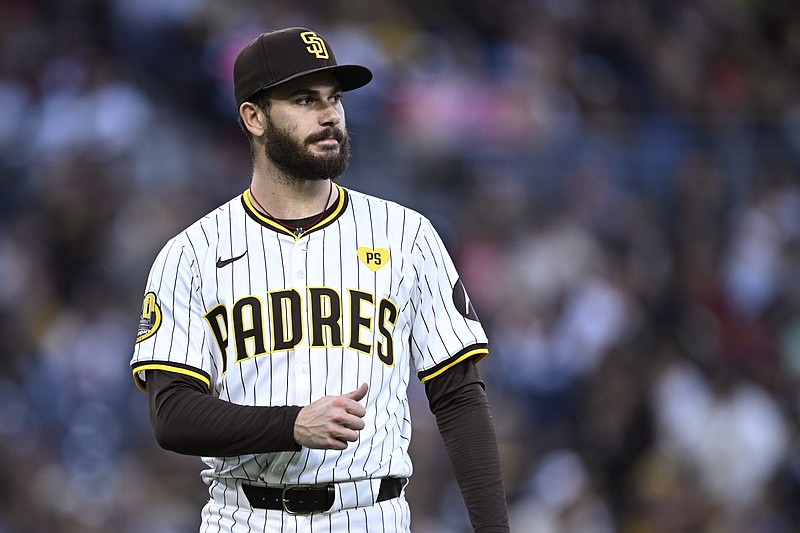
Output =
[{"x1": 216, "y1": 250, "x2": 248, "y2": 268}]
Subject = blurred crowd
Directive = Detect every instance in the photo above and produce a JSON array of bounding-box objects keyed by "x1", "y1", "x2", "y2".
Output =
[{"x1": 1, "y1": 0, "x2": 800, "y2": 531}]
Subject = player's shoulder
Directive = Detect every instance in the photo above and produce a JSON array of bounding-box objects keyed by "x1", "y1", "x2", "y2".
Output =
[
  {"x1": 158, "y1": 193, "x2": 244, "y2": 257},
  {"x1": 343, "y1": 187, "x2": 429, "y2": 224},
  {"x1": 192, "y1": 193, "x2": 244, "y2": 231}
]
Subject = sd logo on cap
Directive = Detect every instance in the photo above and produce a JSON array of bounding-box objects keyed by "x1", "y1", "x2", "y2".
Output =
[{"x1": 233, "y1": 27, "x2": 373, "y2": 107}]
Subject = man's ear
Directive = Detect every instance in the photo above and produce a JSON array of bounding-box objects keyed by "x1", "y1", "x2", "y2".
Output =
[{"x1": 239, "y1": 102, "x2": 266, "y2": 136}]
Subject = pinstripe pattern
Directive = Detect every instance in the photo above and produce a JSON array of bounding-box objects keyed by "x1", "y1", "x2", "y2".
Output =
[{"x1": 131, "y1": 185, "x2": 487, "y2": 531}]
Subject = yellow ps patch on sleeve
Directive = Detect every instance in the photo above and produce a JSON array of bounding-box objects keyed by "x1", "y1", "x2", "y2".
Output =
[{"x1": 136, "y1": 292, "x2": 162, "y2": 342}]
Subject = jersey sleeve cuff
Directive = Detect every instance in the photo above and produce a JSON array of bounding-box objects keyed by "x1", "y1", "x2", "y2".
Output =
[
  {"x1": 131, "y1": 361, "x2": 211, "y2": 392},
  {"x1": 417, "y1": 344, "x2": 488, "y2": 384}
]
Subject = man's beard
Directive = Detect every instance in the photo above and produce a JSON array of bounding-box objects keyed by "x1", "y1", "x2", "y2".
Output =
[{"x1": 263, "y1": 117, "x2": 350, "y2": 182}]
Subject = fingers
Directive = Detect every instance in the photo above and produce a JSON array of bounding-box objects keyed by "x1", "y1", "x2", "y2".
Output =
[
  {"x1": 300, "y1": 412, "x2": 362, "y2": 450},
  {"x1": 344, "y1": 382, "x2": 368, "y2": 402},
  {"x1": 293, "y1": 385, "x2": 369, "y2": 450},
  {"x1": 340, "y1": 410, "x2": 365, "y2": 431},
  {"x1": 328, "y1": 423, "x2": 361, "y2": 448},
  {"x1": 340, "y1": 383, "x2": 368, "y2": 419},
  {"x1": 332, "y1": 390, "x2": 367, "y2": 432}
]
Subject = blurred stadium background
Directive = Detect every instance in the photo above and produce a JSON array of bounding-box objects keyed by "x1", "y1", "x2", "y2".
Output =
[{"x1": 1, "y1": 0, "x2": 799, "y2": 531}]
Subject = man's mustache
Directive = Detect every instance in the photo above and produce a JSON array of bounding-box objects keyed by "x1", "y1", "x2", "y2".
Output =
[{"x1": 305, "y1": 127, "x2": 345, "y2": 144}]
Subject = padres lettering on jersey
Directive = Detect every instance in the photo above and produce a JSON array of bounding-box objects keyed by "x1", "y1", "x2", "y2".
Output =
[
  {"x1": 131, "y1": 184, "x2": 488, "y2": 488},
  {"x1": 202, "y1": 287, "x2": 399, "y2": 373}
]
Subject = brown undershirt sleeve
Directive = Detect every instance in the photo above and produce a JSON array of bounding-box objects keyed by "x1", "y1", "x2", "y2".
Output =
[
  {"x1": 425, "y1": 360, "x2": 510, "y2": 533},
  {"x1": 145, "y1": 369, "x2": 302, "y2": 456}
]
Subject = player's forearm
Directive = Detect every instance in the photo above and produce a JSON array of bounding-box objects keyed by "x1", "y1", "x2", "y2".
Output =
[
  {"x1": 431, "y1": 381, "x2": 510, "y2": 532},
  {"x1": 146, "y1": 369, "x2": 302, "y2": 456}
]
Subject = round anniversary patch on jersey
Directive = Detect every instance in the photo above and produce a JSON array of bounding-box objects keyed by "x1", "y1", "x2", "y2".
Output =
[
  {"x1": 136, "y1": 292, "x2": 162, "y2": 342},
  {"x1": 452, "y1": 278, "x2": 479, "y2": 321}
]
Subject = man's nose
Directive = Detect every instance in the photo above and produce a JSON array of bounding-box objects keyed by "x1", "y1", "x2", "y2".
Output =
[{"x1": 319, "y1": 101, "x2": 341, "y2": 126}]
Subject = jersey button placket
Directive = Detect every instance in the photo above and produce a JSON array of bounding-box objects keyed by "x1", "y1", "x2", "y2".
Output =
[{"x1": 291, "y1": 238, "x2": 312, "y2": 403}]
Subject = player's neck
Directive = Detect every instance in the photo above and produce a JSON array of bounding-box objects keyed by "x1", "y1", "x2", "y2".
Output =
[{"x1": 249, "y1": 174, "x2": 336, "y2": 220}]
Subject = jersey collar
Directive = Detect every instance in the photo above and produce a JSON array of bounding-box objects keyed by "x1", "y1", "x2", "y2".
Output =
[{"x1": 242, "y1": 184, "x2": 349, "y2": 239}]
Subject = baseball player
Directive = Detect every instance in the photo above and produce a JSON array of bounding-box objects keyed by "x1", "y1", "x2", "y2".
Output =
[{"x1": 131, "y1": 27, "x2": 509, "y2": 533}]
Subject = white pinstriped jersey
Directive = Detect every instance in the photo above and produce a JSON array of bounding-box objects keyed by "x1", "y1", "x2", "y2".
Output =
[{"x1": 131, "y1": 184, "x2": 488, "y2": 492}]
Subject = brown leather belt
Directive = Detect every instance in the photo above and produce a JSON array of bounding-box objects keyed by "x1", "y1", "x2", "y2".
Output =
[{"x1": 242, "y1": 477, "x2": 405, "y2": 514}]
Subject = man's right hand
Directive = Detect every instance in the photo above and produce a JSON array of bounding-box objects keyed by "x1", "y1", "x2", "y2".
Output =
[{"x1": 293, "y1": 383, "x2": 368, "y2": 450}]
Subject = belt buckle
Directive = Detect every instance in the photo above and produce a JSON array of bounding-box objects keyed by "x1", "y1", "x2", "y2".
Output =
[{"x1": 281, "y1": 484, "x2": 313, "y2": 515}]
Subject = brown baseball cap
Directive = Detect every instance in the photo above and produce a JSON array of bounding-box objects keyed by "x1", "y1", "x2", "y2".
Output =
[{"x1": 233, "y1": 27, "x2": 373, "y2": 106}]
